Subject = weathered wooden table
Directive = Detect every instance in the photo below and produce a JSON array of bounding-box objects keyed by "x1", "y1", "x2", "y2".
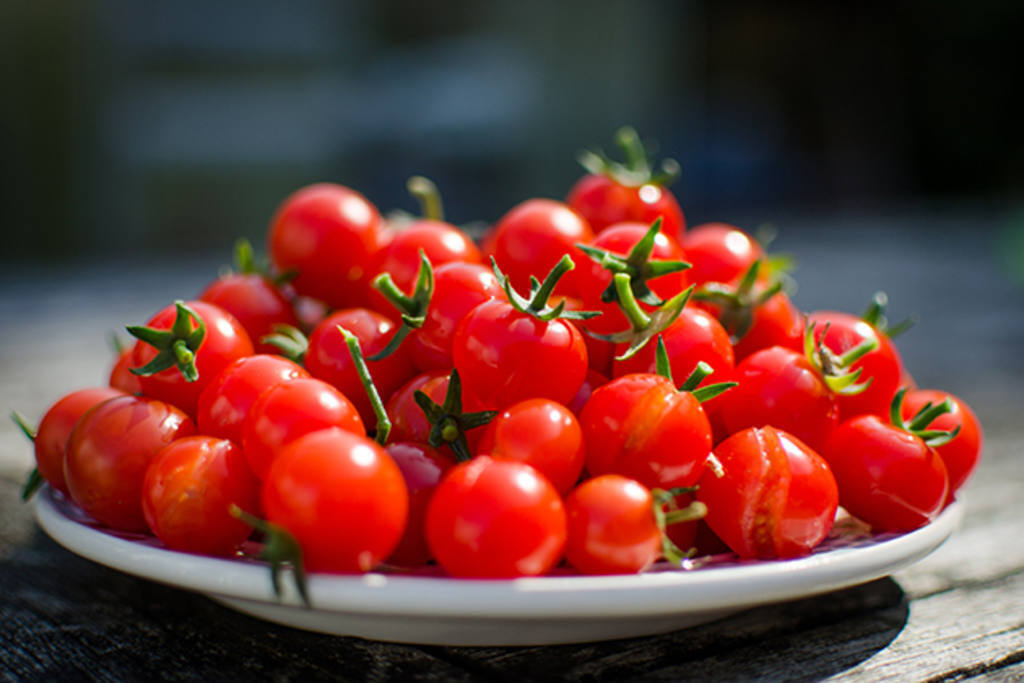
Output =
[{"x1": 2, "y1": 210, "x2": 1023, "y2": 680}]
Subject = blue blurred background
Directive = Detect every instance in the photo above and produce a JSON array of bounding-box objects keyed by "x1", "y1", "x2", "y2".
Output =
[{"x1": 2, "y1": 1, "x2": 1023, "y2": 260}]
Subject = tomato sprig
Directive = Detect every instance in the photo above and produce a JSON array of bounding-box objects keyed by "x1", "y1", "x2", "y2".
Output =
[
  {"x1": 591, "y1": 272, "x2": 694, "y2": 361},
  {"x1": 413, "y1": 369, "x2": 497, "y2": 462},
  {"x1": 493, "y1": 254, "x2": 599, "y2": 323},
  {"x1": 890, "y1": 387, "x2": 961, "y2": 446},
  {"x1": 861, "y1": 291, "x2": 917, "y2": 340},
  {"x1": 368, "y1": 251, "x2": 434, "y2": 361},
  {"x1": 804, "y1": 321, "x2": 878, "y2": 396},
  {"x1": 578, "y1": 126, "x2": 681, "y2": 189},
  {"x1": 337, "y1": 325, "x2": 392, "y2": 445},
  {"x1": 230, "y1": 504, "x2": 311, "y2": 607},
  {"x1": 10, "y1": 411, "x2": 43, "y2": 501},
  {"x1": 650, "y1": 486, "x2": 707, "y2": 566},
  {"x1": 127, "y1": 300, "x2": 206, "y2": 382},
  {"x1": 692, "y1": 260, "x2": 783, "y2": 341}
]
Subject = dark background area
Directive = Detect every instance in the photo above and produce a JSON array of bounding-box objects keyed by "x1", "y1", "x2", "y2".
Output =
[{"x1": 2, "y1": 0, "x2": 1023, "y2": 262}]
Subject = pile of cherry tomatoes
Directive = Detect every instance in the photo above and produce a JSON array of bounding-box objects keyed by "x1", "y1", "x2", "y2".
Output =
[{"x1": 18, "y1": 128, "x2": 983, "y2": 593}]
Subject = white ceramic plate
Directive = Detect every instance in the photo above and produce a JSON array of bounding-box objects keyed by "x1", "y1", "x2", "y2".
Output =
[{"x1": 35, "y1": 488, "x2": 961, "y2": 646}]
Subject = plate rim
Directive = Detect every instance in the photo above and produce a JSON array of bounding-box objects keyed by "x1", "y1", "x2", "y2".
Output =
[{"x1": 34, "y1": 487, "x2": 962, "y2": 620}]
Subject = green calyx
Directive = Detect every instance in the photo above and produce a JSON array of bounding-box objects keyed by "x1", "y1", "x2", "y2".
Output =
[
  {"x1": 691, "y1": 260, "x2": 784, "y2": 343},
  {"x1": 861, "y1": 291, "x2": 917, "y2": 339},
  {"x1": 337, "y1": 326, "x2": 391, "y2": 446},
  {"x1": 222, "y1": 238, "x2": 296, "y2": 286},
  {"x1": 492, "y1": 255, "x2": 600, "y2": 323},
  {"x1": 261, "y1": 324, "x2": 309, "y2": 364},
  {"x1": 578, "y1": 126, "x2": 681, "y2": 188},
  {"x1": 230, "y1": 505, "x2": 310, "y2": 608},
  {"x1": 803, "y1": 321, "x2": 877, "y2": 396},
  {"x1": 889, "y1": 387, "x2": 961, "y2": 447},
  {"x1": 576, "y1": 217, "x2": 691, "y2": 308},
  {"x1": 413, "y1": 369, "x2": 497, "y2": 463},
  {"x1": 11, "y1": 411, "x2": 43, "y2": 501},
  {"x1": 653, "y1": 337, "x2": 737, "y2": 402},
  {"x1": 651, "y1": 486, "x2": 706, "y2": 566},
  {"x1": 127, "y1": 301, "x2": 206, "y2": 382},
  {"x1": 407, "y1": 176, "x2": 445, "y2": 222},
  {"x1": 369, "y1": 251, "x2": 434, "y2": 361},
  {"x1": 591, "y1": 276, "x2": 694, "y2": 361}
]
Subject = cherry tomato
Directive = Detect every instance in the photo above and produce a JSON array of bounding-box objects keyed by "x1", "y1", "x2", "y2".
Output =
[
  {"x1": 408, "y1": 262, "x2": 503, "y2": 373},
  {"x1": 901, "y1": 389, "x2": 983, "y2": 500},
  {"x1": 567, "y1": 176, "x2": 685, "y2": 238},
  {"x1": 477, "y1": 398, "x2": 585, "y2": 494},
  {"x1": 267, "y1": 183, "x2": 386, "y2": 310},
  {"x1": 142, "y1": 436, "x2": 261, "y2": 556},
  {"x1": 129, "y1": 300, "x2": 254, "y2": 418},
  {"x1": 823, "y1": 414, "x2": 948, "y2": 532},
  {"x1": 385, "y1": 371, "x2": 489, "y2": 459},
  {"x1": 304, "y1": 308, "x2": 416, "y2": 426},
  {"x1": 384, "y1": 441, "x2": 455, "y2": 567},
  {"x1": 199, "y1": 272, "x2": 298, "y2": 355},
  {"x1": 426, "y1": 456, "x2": 566, "y2": 578},
  {"x1": 489, "y1": 198, "x2": 594, "y2": 298},
  {"x1": 710, "y1": 346, "x2": 838, "y2": 452},
  {"x1": 681, "y1": 223, "x2": 764, "y2": 287},
  {"x1": 109, "y1": 348, "x2": 142, "y2": 394},
  {"x1": 197, "y1": 354, "x2": 309, "y2": 444},
  {"x1": 580, "y1": 372, "x2": 713, "y2": 490},
  {"x1": 64, "y1": 395, "x2": 196, "y2": 531},
  {"x1": 263, "y1": 427, "x2": 408, "y2": 573},
  {"x1": 452, "y1": 297, "x2": 588, "y2": 410},
  {"x1": 564, "y1": 475, "x2": 663, "y2": 575},
  {"x1": 242, "y1": 377, "x2": 364, "y2": 480},
  {"x1": 698, "y1": 426, "x2": 838, "y2": 558},
  {"x1": 728, "y1": 291, "x2": 804, "y2": 362},
  {"x1": 613, "y1": 307, "x2": 735, "y2": 385},
  {"x1": 31, "y1": 387, "x2": 126, "y2": 495}
]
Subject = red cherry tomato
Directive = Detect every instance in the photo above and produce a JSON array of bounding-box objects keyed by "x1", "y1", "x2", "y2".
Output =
[
  {"x1": 426, "y1": 456, "x2": 567, "y2": 578},
  {"x1": 580, "y1": 372, "x2": 712, "y2": 490},
  {"x1": 142, "y1": 436, "x2": 261, "y2": 556},
  {"x1": 728, "y1": 291, "x2": 804, "y2": 362},
  {"x1": 901, "y1": 389, "x2": 982, "y2": 500},
  {"x1": 242, "y1": 377, "x2": 364, "y2": 480},
  {"x1": 31, "y1": 387, "x2": 126, "y2": 495},
  {"x1": 576, "y1": 222, "x2": 690, "y2": 336},
  {"x1": 268, "y1": 183, "x2": 385, "y2": 310},
  {"x1": 710, "y1": 346, "x2": 838, "y2": 452},
  {"x1": 263, "y1": 428, "x2": 408, "y2": 573},
  {"x1": 681, "y1": 223, "x2": 764, "y2": 287},
  {"x1": 489, "y1": 199, "x2": 594, "y2": 298},
  {"x1": 808, "y1": 310, "x2": 905, "y2": 419},
  {"x1": 408, "y1": 262, "x2": 503, "y2": 373},
  {"x1": 477, "y1": 398, "x2": 585, "y2": 494},
  {"x1": 130, "y1": 300, "x2": 254, "y2": 418},
  {"x1": 64, "y1": 395, "x2": 196, "y2": 531},
  {"x1": 824, "y1": 414, "x2": 948, "y2": 532},
  {"x1": 452, "y1": 298, "x2": 588, "y2": 410},
  {"x1": 384, "y1": 441, "x2": 455, "y2": 567},
  {"x1": 564, "y1": 475, "x2": 663, "y2": 575},
  {"x1": 567, "y1": 174, "x2": 685, "y2": 238},
  {"x1": 385, "y1": 371, "x2": 489, "y2": 459},
  {"x1": 199, "y1": 272, "x2": 298, "y2": 354},
  {"x1": 613, "y1": 307, "x2": 735, "y2": 385},
  {"x1": 304, "y1": 308, "x2": 416, "y2": 426},
  {"x1": 698, "y1": 426, "x2": 838, "y2": 558},
  {"x1": 197, "y1": 354, "x2": 309, "y2": 444}
]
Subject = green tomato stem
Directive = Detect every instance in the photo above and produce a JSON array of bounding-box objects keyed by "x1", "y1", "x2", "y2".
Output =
[
  {"x1": 338, "y1": 326, "x2": 391, "y2": 446},
  {"x1": 407, "y1": 176, "x2": 444, "y2": 221},
  {"x1": 613, "y1": 273, "x2": 652, "y2": 330}
]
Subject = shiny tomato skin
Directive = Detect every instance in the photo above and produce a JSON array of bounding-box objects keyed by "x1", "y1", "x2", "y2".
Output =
[
  {"x1": 711, "y1": 346, "x2": 838, "y2": 453},
  {"x1": 267, "y1": 183, "x2": 384, "y2": 310},
  {"x1": 564, "y1": 475, "x2": 662, "y2": 575},
  {"x1": 130, "y1": 300, "x2": 254, "y2": 418},
  {"x1": 142, "y1": 436, "x2": 260, "y2": 556},
  {"x1": 242, "y1": 377, "x2": 364, "y2": 480},
  {"x1": 197, "y1": 354, "x2": 309, "y2": 444},
  {"x1": 64, "y1": 395, "x2": 196, "y2": 531},
  {"x1": 698, "y1": 426, "x2": 838, "y2": 559},
  {"x1": 576, "y1": 222, "x2": 690, "y2": 335},
  {"x1": 199, "y1": 273, "x2": 298, "y2": 354},
  {"x1": 426, "y1": 456, "x2": 567, "y2": 578},
  {"x1": 263, "y1": 428, "x2": 408, "y2": 573},
  {"x1": 901, "y1": 389, "x2": 983, "y2": 500},
  {"x1": 385, "y1": 441, "x2": 455, "y2": 567},
  {"x1": 109, "y1": 349, "x2": 143, "y2": 394},
  {"x1": 33, "y1": 387, "x2": 126, "y2": 495},
  {"x1": 808, "y1": 311, "x2": 905, "y2": 420},
  {"x1": 580, "y1": 373, "x2": 712, "y2": 490},
  {"x1": 477, "y1": 398, "x2": 585, "y2": 494},
  {"x1": 729, "y1": 291, "x2": 804, "y2": 362},
  {"x1": 304, "y1": 308, "x2": 416, "y2": 426},
  {"x1": 613, "y1": 307, "x2": 735, "y2": 385},
  {"x1": 681, "y1": 223, "x2": 764, "y2": 286},
  {"x1": 408, "y1": 262, "x2": 503, "y2": 373},
  {"x1": 489, "y1": 199, "x2": 595, "y2": 298},
  {"x1": 452, "y1": 298, "x2": 588, "y2": 410},
  {"x1": 567, "y1": 174, "x2": 686, "y2": 238},
  {"x1": 824, "y1": 415, "x2": 948, "y2": 532}
]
